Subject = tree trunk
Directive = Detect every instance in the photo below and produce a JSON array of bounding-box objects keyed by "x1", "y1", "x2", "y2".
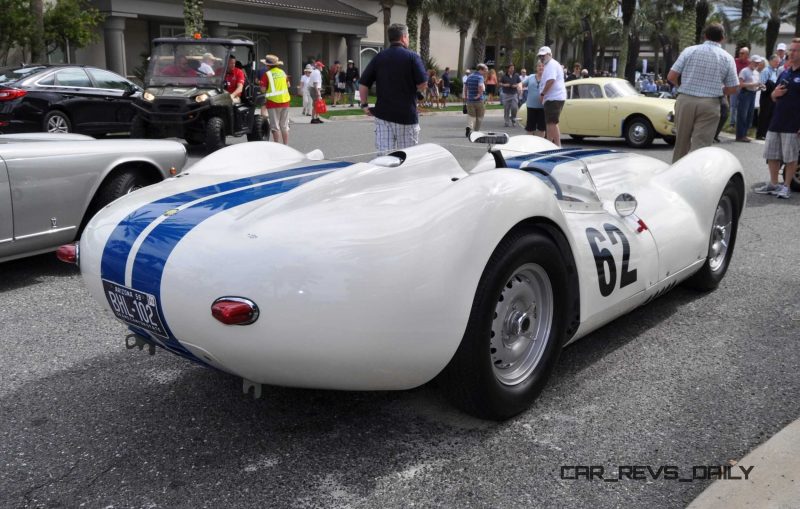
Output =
[
  {"x1": 30, "y1": 0, "x2": 45, "y2": 63},
  {"x1": 457, "y1": 27, "x2": 468, "y2": 81},
  {"x1": 618, "y1": 24, "x2": 629, "y2": 78},
  {"x1": 381, "y1": 1, "x2": 394, "y2": 49},
  {"x1": 184, "y1": 0, "x2": 204, "y2": 37},
  {"x1": 625, "y1": 28, "x2": 640, "y2": 83},
  {"x1": 679, "y1": 0, "x2": 697, "y2": 53},
  {"x1": 406, "y1": 1, "x2": 419, "y2": 51},
  {"x1": 765, "y1": 18, "x2": 780, "y2": 57},
  {"x1": 695, "y1": 1, "x2": 709, "y2": 45},
  {"x1": 581, "y1": 16, "x2": 593, "y2": 74},
  {"x1": 474, "y1": 18, "x2": 488, "y2": 66},
  {"x1": 420, "y1": 12, "x2": 430, "y2": 62},
  {"x1": 534, "y1": 0, "x2": 547, "y2": 48},
  {"x1": 738, "y1": 0, "x2": 754, "y2": 47}
]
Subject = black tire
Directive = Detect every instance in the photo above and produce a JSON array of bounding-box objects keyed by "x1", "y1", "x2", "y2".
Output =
[
  {"x1": 439, "y1": 230, "x2": 569, "y2": 420},
  {"x1": 624, "y1": 116, "x2": 654, "y2": 148},
  {"x1": 662, "y1": 135, "x2": 676, "y2": 146},
  {"x1": 43, "y1": 111, "x2": 72, "y2": 134},
  {"x1": 205, "y1": 116, "x2": 226, "y2": 152},
  {"x1": 129, "y1": 115, "x2": 149, "y2": 139},
  {"x1": 247, "y1": 115, "x2": 269, "y2": 141},
  {"x1": 569, "y1": 134, "x2": 585, "y2": 141},
  {"x1": 684, "y1": 180, "x2": 741, "y2": 291}
]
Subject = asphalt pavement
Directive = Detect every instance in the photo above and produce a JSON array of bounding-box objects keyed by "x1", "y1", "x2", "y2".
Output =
[{"x1": 1, "y1": 108, "x2": 798, "y2": 508}]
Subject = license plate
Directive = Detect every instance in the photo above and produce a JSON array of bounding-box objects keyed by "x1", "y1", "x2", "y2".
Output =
[{"x1": 102, "y1": 280, "x2": 168, "y2": 338}]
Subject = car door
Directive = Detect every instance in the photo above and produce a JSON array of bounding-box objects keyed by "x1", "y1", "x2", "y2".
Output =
[
  {"x1": 0, "y1": 155, "x2": 13, "y2": 255},
  {"x1": 48, "y1": 68, "x2": 106, "y2": 131},
  {"x1": 86, "y1": 68, "x2": 138, "y2": 132},
  {"x1": 562, "y1": 83, "x2": 610, "y2": 134}
]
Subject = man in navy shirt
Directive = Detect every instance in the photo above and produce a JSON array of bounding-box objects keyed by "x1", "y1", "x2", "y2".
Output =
[
  {"x1": 755, "y1": 38, "x2": 800, "y2": 199},
  {"x1": 358, "y1": 23, "x2": 428, "y2": 155}
]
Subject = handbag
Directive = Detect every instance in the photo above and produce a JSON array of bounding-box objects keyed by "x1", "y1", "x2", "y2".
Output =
[{"x1": 314, "y1": 98, "x2": 327, "y2": 114}]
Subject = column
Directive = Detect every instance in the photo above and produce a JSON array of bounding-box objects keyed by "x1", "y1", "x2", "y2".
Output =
[
  {"x1": 287, "y1": 32, "x2": 304, "y2": 85},
  {"x1": 346, "y1": 36, "x2": 361, "y2": 68},
  {"x1": 103, "y1": 16, "x2": 127, "y2": 76},
  {"x1": 208, "y1": 22, "x2": 229, "y2": 38}
]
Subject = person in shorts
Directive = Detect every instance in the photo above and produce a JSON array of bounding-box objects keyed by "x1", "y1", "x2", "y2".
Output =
[
  {"x1": 754, "y1": 38, "x2": 800, "y2": 199},
  {"x1": 439, "y1": 67, "x2": 451, "y2": 109},
  {"x1": 521, "y1": 61, "x2": 546, "y2": 137},
  {"x1": 537, "y1": 46, "x2": 567, "y2": 146},
  {"x1": 260, "y1": 54, "x2": 291, "y2": 144}
]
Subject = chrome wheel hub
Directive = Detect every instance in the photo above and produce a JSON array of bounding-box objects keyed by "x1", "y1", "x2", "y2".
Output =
[
  {"x1": 490, "y1": 263, "x2": 553, "y2": 386},
  {"x1": 708, "y1": 196, "x2": 732, "y2": 271},
  {"x1": 630, "y1": 124, "x2": 647, "y2": 143},
  {"x1": 47, "y1": 116, "x2": 68, "y2": 133}
]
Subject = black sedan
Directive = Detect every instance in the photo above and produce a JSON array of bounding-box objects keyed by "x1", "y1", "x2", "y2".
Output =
[{"x1": 0, "y1": 65, "x2": 141, "y2": 136}]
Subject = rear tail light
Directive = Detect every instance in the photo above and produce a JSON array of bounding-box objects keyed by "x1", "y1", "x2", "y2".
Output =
[
  {"x1": 211, "y1": 297, "x2": 259, "y2": 325},
  {"x1": 56, "y1": 243, "x2": 79, "y2": 265},
  {"x1": 0, "y1": 88, "x2": 26, "y2": 101}
]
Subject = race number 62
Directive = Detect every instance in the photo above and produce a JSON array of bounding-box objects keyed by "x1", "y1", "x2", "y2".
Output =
[{"x1": 585, "y1": 224, "x2": 637, "y2": 297}]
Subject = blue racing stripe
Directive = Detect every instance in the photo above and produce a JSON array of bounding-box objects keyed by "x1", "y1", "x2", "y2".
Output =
[
  {"x1": 505, "y1": 148, "x2": 614, "y2": 171},
  {"x1": 100, "y1": 162, "x2": 347, "y2": 284},
  {"x1": 128, "y1": 169, "x2": 339, "y2": 357}
]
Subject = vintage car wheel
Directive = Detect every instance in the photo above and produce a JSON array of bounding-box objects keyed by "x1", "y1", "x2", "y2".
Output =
[
  {"x1": 685, "y1": 181, "x2": 741, "y2": 291},
  {"x1": 43, "y1": 111, "x2": 72, "y2": 134},
  {"x1": 440, "y1": 230, "x2": 568, "y2": 420},
  {"x1": 205, "y1": 116, "x2": 226, "y2": 152},
  {"x1": 247, "y1": 115, "x2": 270, "y2": 141},
  {"x1": 624, "y1": 117, "x2": 654, "y2": 148}
]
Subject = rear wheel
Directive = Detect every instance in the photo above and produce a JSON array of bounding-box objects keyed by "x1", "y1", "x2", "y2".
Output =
[
  {"x1": 624, "y1": 117, "x2": 654, "y2": 148},
  {"x1": 439, "y1": 230, "x2": 568, "y2": 420},
  {"x1": 205, "y1": 116, "x2": 226, "y2": 152},
  {"x1": 43, "y1": 111, "x2": 71, "y2": 133},
  {"x1": 129, "y1": 115, "x2": 149, "y2": 139},
  {"x1": 685, "y1": 181, "x2": 740, "y2": 291}
]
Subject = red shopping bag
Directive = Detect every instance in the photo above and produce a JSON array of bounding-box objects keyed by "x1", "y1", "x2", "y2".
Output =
[{"x1": 314, "y1": 98, "x2": 327, "y2": 114}]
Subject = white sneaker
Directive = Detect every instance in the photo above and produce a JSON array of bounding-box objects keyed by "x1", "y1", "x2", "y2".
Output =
[
  {"x1": 776, "y1": 185, "x2": 791, "y2": 199},
  {"x1": 754, "y1": 182, "x2": 781, "y2": 195}
]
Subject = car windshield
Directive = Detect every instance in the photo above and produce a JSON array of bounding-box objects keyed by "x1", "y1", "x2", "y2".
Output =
[
  {"x1": 0, "y1": 66, "x2": 47, "y2": 85},
  {"x1": 145, "y1": 43, "x2": 231, "y2": 87},
  {"x1": 603, "y1": 80, "x2": 639, "y2": 98},
  {"x1": 501, "y1": 149, "x2": 603, "y2": 204}
]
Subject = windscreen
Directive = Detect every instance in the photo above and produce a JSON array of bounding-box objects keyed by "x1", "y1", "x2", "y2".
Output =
[
  {"x1": 501, "y1": 149, "x2": 603, "y2": 203},
  {"x1": 145, "y1": 43, "x2": 230, "y2": 87}
]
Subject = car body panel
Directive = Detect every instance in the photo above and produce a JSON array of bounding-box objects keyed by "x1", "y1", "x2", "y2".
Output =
[
  {"x1": 0, "y1": 134, "x2": 186, "y2": 262},
  {"x1": 0, "y1": 157, "x2": 11, "y2": 244},
  {"x1": 560, "y1": 78, "x2": 675, "y2": 138},
  {"x1": 78, "y1": 137, "x2": 743, "y2": 391}
]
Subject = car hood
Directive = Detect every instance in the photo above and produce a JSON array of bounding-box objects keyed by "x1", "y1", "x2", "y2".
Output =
[{"x1": 614, "y1": 95, "x2": 676, "y2": 111}]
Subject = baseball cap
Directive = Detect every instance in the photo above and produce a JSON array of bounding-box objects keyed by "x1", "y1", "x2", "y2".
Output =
[
  {"x1": 314, "y1": 60, "x2": 325, "y2": 68},
  {"x1": 777, "y1": 43, "x2": 787, "y2": 51},
  {"x1": 537, "y1": 46, "x2": 552, "y2": 56}
]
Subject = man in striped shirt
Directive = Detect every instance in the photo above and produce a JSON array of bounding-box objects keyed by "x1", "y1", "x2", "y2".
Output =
[{"x1": 667, "y1": 23, "x2": 739, "y2": 162}]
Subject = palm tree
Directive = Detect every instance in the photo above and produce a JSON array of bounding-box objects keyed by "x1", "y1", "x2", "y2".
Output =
[
  {"x1": 618, "y1": 0, "x2": 636, "y2": 79},
  {"x1": 695, "y1": 1, "x2": 710, "y2": 44},
  {"x1": 30, "y1": 0, "x2": 45, "y2": 62},
  {"x1": 437, "y1": 0, "x2": 480, "y2": 79},
  {"x1": 420, "y1": 6, "x2": 431, "y2": 62},
  {"x1": 738, "y1": 0, "x2": 755, "y2": 45},
  {"x1": 678, "y1": 0, "x2": 698, "y2": 52},
  {"x1": 761, "y1": 0, "x2": 796, "y2": 55},
  {"x1": 406, "y1": 0, "x2": 422, "y2": 51}
]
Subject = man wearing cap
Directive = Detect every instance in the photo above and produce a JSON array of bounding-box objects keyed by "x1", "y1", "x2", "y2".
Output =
[
  {"x1": 224, "y1": 55, "x2": 245, "y2": 103},
  {"x1": 776, "y1": 43, "x2": 788, "y2": 68},
  {"x1": 260, "y1": 54, "x2": 291, "y2": 144},
  {"x1": 345, "y1": 60, "x2": 360, "y2": 107},
  {"x1": 735, "y1": 55, "x2": 765, "y2": 142},
  {"x1": 358, "y1": 23, "x2": 427, "y2": 155},
  {"x1": 667, "y1": 23, "x2": 738, "y2": 161},
  {"x1": 308, "y1": 60, "x2": 324, "y2": 124},
  {"x1": 537, "y1": 46, "x2": 567, "y2": 146}
]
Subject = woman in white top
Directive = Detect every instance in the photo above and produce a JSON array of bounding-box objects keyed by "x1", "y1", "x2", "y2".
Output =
[{"x1": 298, "y1": 65, "x2": 313, "y2": 116}]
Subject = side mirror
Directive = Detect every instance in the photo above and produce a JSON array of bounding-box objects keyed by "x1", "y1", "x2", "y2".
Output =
[
  {"x1": 614, "y1": 193, "x2": 637, "y2": 216},
  {"x1": 123, "y1": 83, "x2": 139, "y2": 97}
]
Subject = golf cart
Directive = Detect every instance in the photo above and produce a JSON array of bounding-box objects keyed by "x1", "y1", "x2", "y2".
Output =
[{"x1": 131, "y1": 37, "x2": 269, "y2": 152}]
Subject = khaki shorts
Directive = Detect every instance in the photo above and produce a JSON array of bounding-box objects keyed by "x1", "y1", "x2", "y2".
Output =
[
  {"x1": 543, "y1": 100, "x2": 565, "y2": 124},
  {"x1": 267, "y1": 107, "x2": 290, "y2": 132}
]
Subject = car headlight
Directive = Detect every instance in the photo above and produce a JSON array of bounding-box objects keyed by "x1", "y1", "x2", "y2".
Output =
[
  {"x1": 143, "y1": 91, "x2": 155, "y2": 102},
  {"x1": 195, "y1": 93, "x2": 209, "y2": 103},
  {"x1": 666, "y1": 112, "x2": 675, "y2": 123}
]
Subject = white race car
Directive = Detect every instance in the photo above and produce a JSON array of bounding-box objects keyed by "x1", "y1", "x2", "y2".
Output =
[{"x1": 67, "y1": 135, "x2": 745, "y2": 420}]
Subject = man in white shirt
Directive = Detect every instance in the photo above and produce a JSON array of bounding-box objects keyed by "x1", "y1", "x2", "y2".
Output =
[
  {"x1": 537, "y1": 46, "x2": 567, "y2": 146},
  {"x1": 308, "y1": 60, "x2": 324, "y2": 124}
]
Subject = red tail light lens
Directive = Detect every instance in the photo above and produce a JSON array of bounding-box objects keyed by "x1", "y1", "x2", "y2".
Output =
[
  {"x1": 56, "y1": 243, "x2": 79, "y2": 265},
  {"x1": 0, "y1": 88, "x2": 26, "y2": 101},
  {"x1": 211, "y1": 297, "x2": 259, "y2": 325}
]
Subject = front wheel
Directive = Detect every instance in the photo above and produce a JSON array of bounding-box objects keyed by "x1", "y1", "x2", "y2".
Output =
[
  {"x1": 43, "y1": 111, "x2": 72, "y2": 133},
  {"x1": 439, "y1": 230, "x2": 568, "y2": 420},
  {"x1": 624, "y1": 117, "x2": 654, "y2": 148},
  {"x1": 247, "y1": 115, "x2": 269, "y2": 141},
  {"x1": 684, "y1": 181, "x2": 741, "y2": 291},
  {"x1": 205, "y1": 116, "x2": 226, "y2": 152}
]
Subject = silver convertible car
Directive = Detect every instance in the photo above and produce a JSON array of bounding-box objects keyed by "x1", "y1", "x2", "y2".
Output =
[{"x1": 0, "y1": 133, "x2": 186, "y2": 262}]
